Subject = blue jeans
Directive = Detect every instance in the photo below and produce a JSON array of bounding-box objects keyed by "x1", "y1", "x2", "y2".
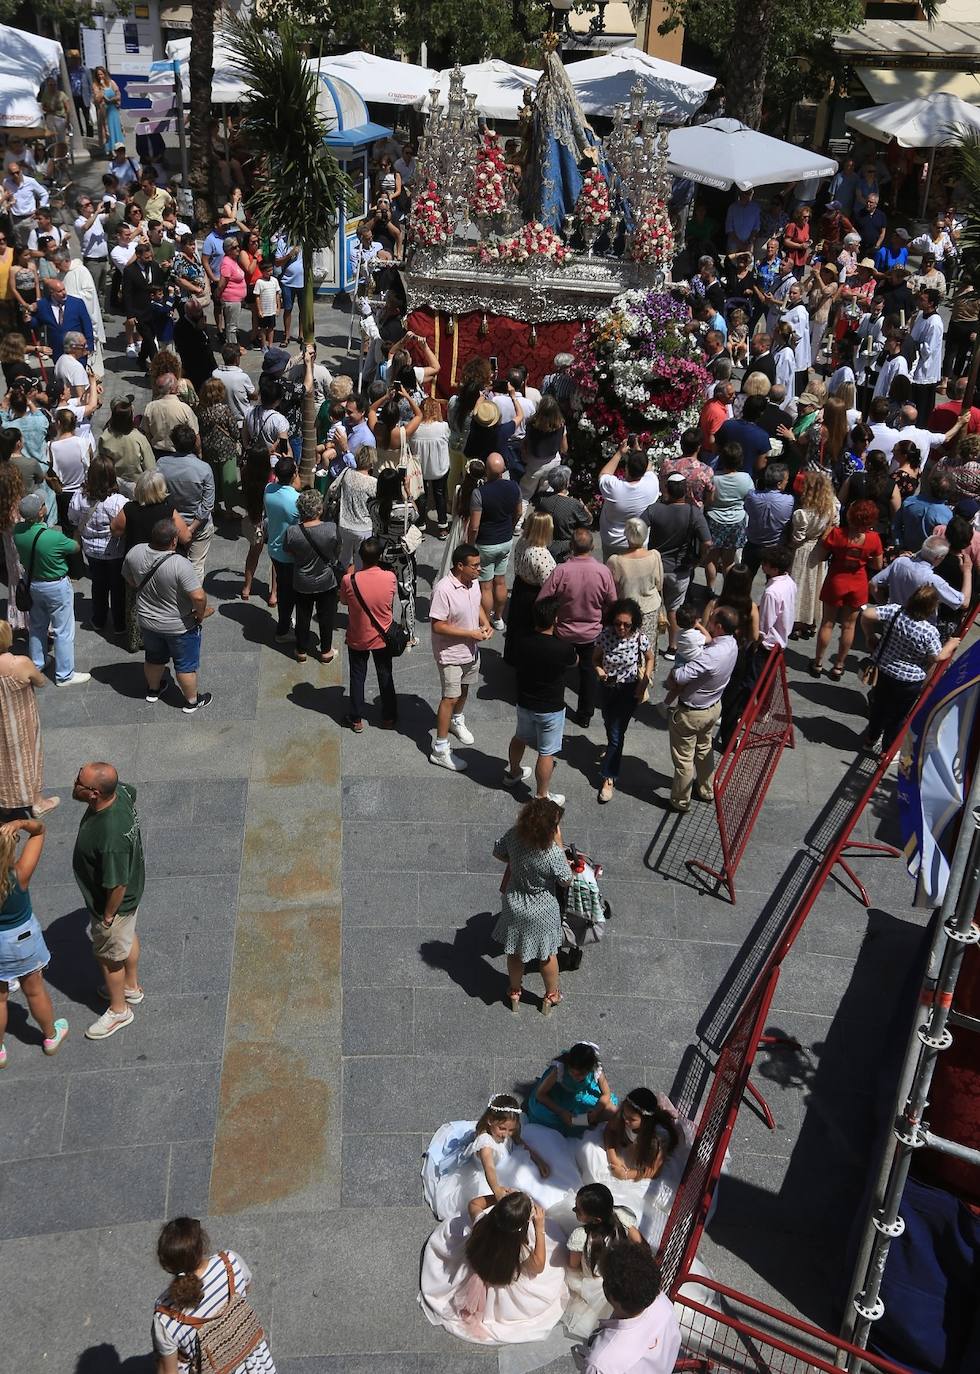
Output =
[
  {"x1": 601, "y1": 680, "x2": 639, "y2": 781},
  {"x1": 28, "y1": 577, "x2": 75, "y2": 682}
]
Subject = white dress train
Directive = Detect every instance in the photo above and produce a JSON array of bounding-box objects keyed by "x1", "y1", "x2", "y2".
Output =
[
  {"x1": 422, "y1": 1120, "x2": 583, "y2": 1222},
  {"x1": 575, "y1": 1112, "x2": 696, "y2": 1248},
  {"x1": 419, "y1": 1209, "x2": 568, "y2": 1345}
]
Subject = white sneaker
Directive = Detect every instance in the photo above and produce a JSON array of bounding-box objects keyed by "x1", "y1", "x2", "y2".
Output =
[
  {"x1": 449, "y1": 714, "x2": 474, "y2": 745},
  {"x1": 491, "y1": 616, "x2": 506, "y2": 632},
  {"x1": 538, "y1": 792, "x2": 565, "y2": 807},
  {"x1": 126, "y1": 343, "x2": 138, "y2": 357},
  {"x1": 430, "y1": 746, "x2": 467, "y2": 772},
  {"x1": 56, "y1": 671, "x2": 91, "y2": 687},
  {"x1": 503, "y1": 765, "x2": 532, "y2": 788},
  {"x1": 85, "y1": 1007, "x2": 134, "y2": 1039}
]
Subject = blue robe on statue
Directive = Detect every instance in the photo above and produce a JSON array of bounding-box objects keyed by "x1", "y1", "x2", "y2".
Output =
[{"x1": 521, "y1": 47, "x2": 612, "y2": 232}]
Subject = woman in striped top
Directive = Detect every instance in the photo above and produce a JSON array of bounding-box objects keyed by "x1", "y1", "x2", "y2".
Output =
[{"x1": 152, "y1": 1217, "x2": 277, "y2": 1374}]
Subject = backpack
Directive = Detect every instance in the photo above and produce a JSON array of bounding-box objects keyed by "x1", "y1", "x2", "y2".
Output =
[{"x1": 155, "y1": 1251, "x2": 265, "y2": 1374}]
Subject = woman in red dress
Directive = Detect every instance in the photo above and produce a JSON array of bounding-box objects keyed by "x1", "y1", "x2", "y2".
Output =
[{"x1": 811, "y1": 498, "x2": 884, "y2": 681}]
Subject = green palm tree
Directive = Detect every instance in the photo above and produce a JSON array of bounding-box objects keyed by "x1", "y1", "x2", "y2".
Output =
[{"x1": 222, "y1": 14, "x2": 355, "y2": 482}]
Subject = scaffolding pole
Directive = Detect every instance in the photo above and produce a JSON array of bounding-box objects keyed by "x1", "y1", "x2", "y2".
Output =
[{"x1": 842, "y1": 763, "x2": 980, "y2": 1371}]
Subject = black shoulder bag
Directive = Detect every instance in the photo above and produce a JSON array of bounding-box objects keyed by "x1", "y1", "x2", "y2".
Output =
[
  {"x1": 133, "y1": 551, "x2": 177, "y2": 605},
  {"x1": 351, "y1": 569, "x2": 409, "y2": 657},
  {"x1": 298, "y1": 522, "x2": 345, "y2": 588},
  {"x1": 14, "y1": 527, "x2": 45, "y2": 613}
]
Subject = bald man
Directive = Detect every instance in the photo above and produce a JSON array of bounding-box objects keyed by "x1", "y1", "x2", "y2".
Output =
[{"x1": 71, "y1": 762, "x2": 146, "y2": 1040}]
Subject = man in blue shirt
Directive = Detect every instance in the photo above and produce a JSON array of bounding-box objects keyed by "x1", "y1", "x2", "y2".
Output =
[
  {"x1": 725, "y1": 188, "x2": 762, "y2": 253},
  {"x1": 893, "y1": 472, "x2": 954, "y2": 553},
  {"x1": 874, "y1": 227, "x2": 910, "y2": 275},
  {"x1": 274, "y1": 235, "x2": 304, "y2": 346},
  {"x1": 263, "y1": 455, "x2": 301, "y2": 642},
  {"x1": 341, "y1": 393, "x2": 376, "y2": 455},
  {"x1": 201, "y1": 213, "x2": 226, "y2": 330},
  {"x1": 715, "y1": 396, "x2": 772, "y2": 475}
]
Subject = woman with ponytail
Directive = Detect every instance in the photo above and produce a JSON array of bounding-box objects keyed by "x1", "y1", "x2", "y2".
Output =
[
  {"x1": 563, "y1": 1183, "x2": 647, "y2": 1337},
  {"x1": 576, "y1": 1087, "x2": 695, "y2": 1246},
  {"x1": 152, "y1": 1217, "x2": 277, "y2": 1373},
  {"x1": 419, "y1": 1190, "x2": 567, "y2": 1344}
]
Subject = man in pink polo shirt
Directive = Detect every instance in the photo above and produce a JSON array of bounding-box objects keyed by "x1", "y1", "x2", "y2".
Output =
[
  {"x1": 582, "y1": 1243, "x2": 681, "y2": 1374},
  {"x1": 429, "y1": 542, "x2": 493, "y2": 771},
  {"x1": 537, "y1": 527, "x2": 617, "y2": 727}
]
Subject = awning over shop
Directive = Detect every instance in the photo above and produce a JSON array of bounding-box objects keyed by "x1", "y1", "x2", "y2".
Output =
[{"x1": 854, "y1": 67, "x2": 980, "y2": 108}]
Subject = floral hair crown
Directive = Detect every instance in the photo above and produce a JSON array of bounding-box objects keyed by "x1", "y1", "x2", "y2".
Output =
[{"x1": 486, "y1": 1095, "x2": 521, "y2": 1115}]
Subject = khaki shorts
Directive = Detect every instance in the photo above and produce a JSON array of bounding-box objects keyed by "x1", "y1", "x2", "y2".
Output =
[
  {"x1": 89, "y1": 908, "x2": 139, "y2": 963},
  {"x1": 438, "y1": 656, "x2": 480, "y2": 699}
]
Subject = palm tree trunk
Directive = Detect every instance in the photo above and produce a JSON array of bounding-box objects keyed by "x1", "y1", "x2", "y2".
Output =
[
  {"x1": 723, "y1": 0, "x2": 771, "y2": 129},
  {"x1": 299, "y1": 244, "x2": 317, "y2": 486},
  {"x1": 189, "y1": 0, "x2": 218, "y2": 226}
]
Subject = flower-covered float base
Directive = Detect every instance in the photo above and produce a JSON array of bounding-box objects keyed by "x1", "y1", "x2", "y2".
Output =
[{"x1": 569, "y1": 288, "x2": 712, "y2": 490}]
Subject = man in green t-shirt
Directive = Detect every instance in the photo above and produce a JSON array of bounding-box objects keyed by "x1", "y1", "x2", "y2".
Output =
[
  {"x1": 71, "y1": 762, "x2": 146, "y2": 1040},
  {"x1": 12, "y1": 490, "x2": 90, "y2": 687}
]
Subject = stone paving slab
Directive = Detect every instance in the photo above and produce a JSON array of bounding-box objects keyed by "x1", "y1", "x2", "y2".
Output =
[{"x1": 0, "y1": 265, "x2": 943, "y2": 1367}]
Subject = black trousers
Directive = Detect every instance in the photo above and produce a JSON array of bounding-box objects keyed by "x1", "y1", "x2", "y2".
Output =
[
  {"x1": 867, "y1": 673, "x2": 921, "y2": 750},
  {"x1": 73, "y1": 94, "x2": 93, "y2": 136},
  {"x1": 568, "y1": 636, "x2": 600, "y2": 724},
  {"x1": 795, "y1": 369, "x2": 810, "y2": 396},
  {"x1": 135, "y1": 314, "x2": 159, "y2": 363},
  {"x1": 943, "y1": 320, "x2": 977, "y2": 381},
  {"x1": 348, "y1": 646, "x2": 396, "y2": 722},
  {"x1": 423, "y1": 475, "x2": 448, "y2": 527},
  {"x1": 294, "y1": 587, "x2": 337, "y2": 654},
  {"x1": 911, "y1": 382, "x2": 937, "y2": 423},
  {"x1": 88, "y1": 555, "x2": 125, "y2": 631},
  {"x1": 271, "y1": 558, "x2": 294, "y2": 636}
]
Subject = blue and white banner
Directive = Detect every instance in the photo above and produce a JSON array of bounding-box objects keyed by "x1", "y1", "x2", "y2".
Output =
[{"x1": 897, "y1": 641, "x2": 980, "y2": 906}]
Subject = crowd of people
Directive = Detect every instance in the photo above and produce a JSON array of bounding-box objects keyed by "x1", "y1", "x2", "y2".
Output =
[{"x1": 0, "y1": 85, "x2": 978, "y2": 1373}]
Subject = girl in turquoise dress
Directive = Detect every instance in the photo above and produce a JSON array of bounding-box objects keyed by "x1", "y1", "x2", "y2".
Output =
[{"x1": 526, "y1": 1042, "x2": 618, "y2": 1137}]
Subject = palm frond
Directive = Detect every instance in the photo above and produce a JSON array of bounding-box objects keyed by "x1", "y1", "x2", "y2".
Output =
[
  {"x1": 220, "y1": 13, "x2": 355, "y2": 248},
  {"x1": 943, "y1": 123, "x2": 980, "y2": 257}
]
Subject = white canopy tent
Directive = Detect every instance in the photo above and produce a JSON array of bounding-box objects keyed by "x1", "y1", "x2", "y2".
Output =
[
  {"x1": 424, "y1": 59, "x2": 541, "y2": 121},
  {"x1": 0, "y1": 24, "x2": 70, "y2": 134},
  {"x1": 666, "y1": 117, "x2": 837, "y2": 190},
  {"x1": 845, "y1": 90, "x2": 980, "y2": 147},
  {"x1": 165, "y1": 36, "x2": 248, "y2": 104},
  {"x1": 564, "y1": 46, "x2": 714, "y2": 125},
  {"x1": 308, "y1": 51, "x2": 436, "y2": 106}
]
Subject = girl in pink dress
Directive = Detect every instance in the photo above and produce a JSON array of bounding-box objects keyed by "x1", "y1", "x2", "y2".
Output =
[{"x1": 419, "y1": 1190, "x2": 567, "y2": 1344}]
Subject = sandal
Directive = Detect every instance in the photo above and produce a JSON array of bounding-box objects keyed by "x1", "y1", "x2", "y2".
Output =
[
  {"x1": 808, "y1": 662, "x2": 822, "y2": 677},
  {"x1": 295, "y1": 651, "x2": 308, "y2": 663},
  {"x1": 540, "y1": 990, "x2": 562, "y2": 1017},
  {"x1": 829, "y1": 663, "x2": 845, "y2": 681},
  {"x1": 317, "y1": 650, "x2": 336, "y2": 664},
  {"x1": 507, "y1": 988, "x2": 521, "y2": 1015}
]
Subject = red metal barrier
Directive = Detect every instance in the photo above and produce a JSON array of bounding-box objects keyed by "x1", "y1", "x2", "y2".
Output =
[
  {"x1": 659, "y1": 606, "x2": 980, "y2": 1293},
  {"x1": 671, "y1": 1275, "x2": 912, "y2": 1374},
  {"x1": 687, "y1": 647, "x2": 794, "y2": 904},
  {"x1": 657, "y1": 968, "x2": 781, "y2": 1294}
]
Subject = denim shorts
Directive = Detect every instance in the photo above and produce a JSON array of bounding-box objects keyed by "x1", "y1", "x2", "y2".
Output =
[
  {"x1": 281, "y1": 283, "x2": 298, "y2": 311},
  {"x1": 143, "y1": 625, "x2": 202, "y2": 674},
  {"x1": 0, "y1": 914, "x2": 51, "y2": 982},
  {"x1": 477, "y1": 540, "x2": 513, "y2": 581},
  {"x1": 516, "y1": 706, "x2": 566, "y2": 757}
]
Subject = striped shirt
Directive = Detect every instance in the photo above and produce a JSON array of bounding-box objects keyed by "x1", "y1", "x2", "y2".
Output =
[{"x1": 152, "y1": 1250, "x2": 276, "y2": 1374}]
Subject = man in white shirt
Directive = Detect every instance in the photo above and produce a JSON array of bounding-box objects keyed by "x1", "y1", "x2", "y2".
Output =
[
  {"x1": 26, "y1": 208, "x2": 65, "y2": 255},
  {"x1": 3, "y1": 162, "x2": 48, "y2": 245},
  {"x1": 909, "y1": 288, "x2": 945, "y2": 421},
  {"x1": 855, "y1": 297, "x2": 886, "y2": 396},
  {"x1": 108, "y1": 143, "x2": 140, "y2": 189},
  {"x1": 393, "y1": 142, "x2": 417, "y2": 189},
  {"x1": 73, "y1": 194, "x2": 110, "y2": 300},
  {"x1": 54, "y1": 332, "x2": 90, "y2": 397},
  {"x1": 581, "y1": 1242, "x2": 680, "y2": 1374},
  {"x1": 285, "y1": 344, "x2": 333, "y2": 408},
  {"x1": 597, "y1": 441, "x2": 661, "y2": 559},
  {"x1": 764, "y1": 259, "x2": 797, "y2": 334},
  {"x1": 895, "y1": 402, "x2": 956, "y2": 467},
  {"x1": 213, "y1": 342, "x2": 257, "y2": 424},
  {"x1": 867, "y1": 398, "x2": 903, "y2": 464},
  {"x1": 779, "y1": 283, "x2": 811, "y2": 395},
  {"x1": 110, "y1": 225, "x2": 139, "y2": 354},
  {"x1": 873, "y1": 335, "x2": 909, "y2": 401}
]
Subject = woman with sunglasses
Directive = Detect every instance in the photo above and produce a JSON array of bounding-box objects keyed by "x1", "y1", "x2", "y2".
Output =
[{"x1": 592, "y1": 598, "x2": 654, "y2": 805}]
